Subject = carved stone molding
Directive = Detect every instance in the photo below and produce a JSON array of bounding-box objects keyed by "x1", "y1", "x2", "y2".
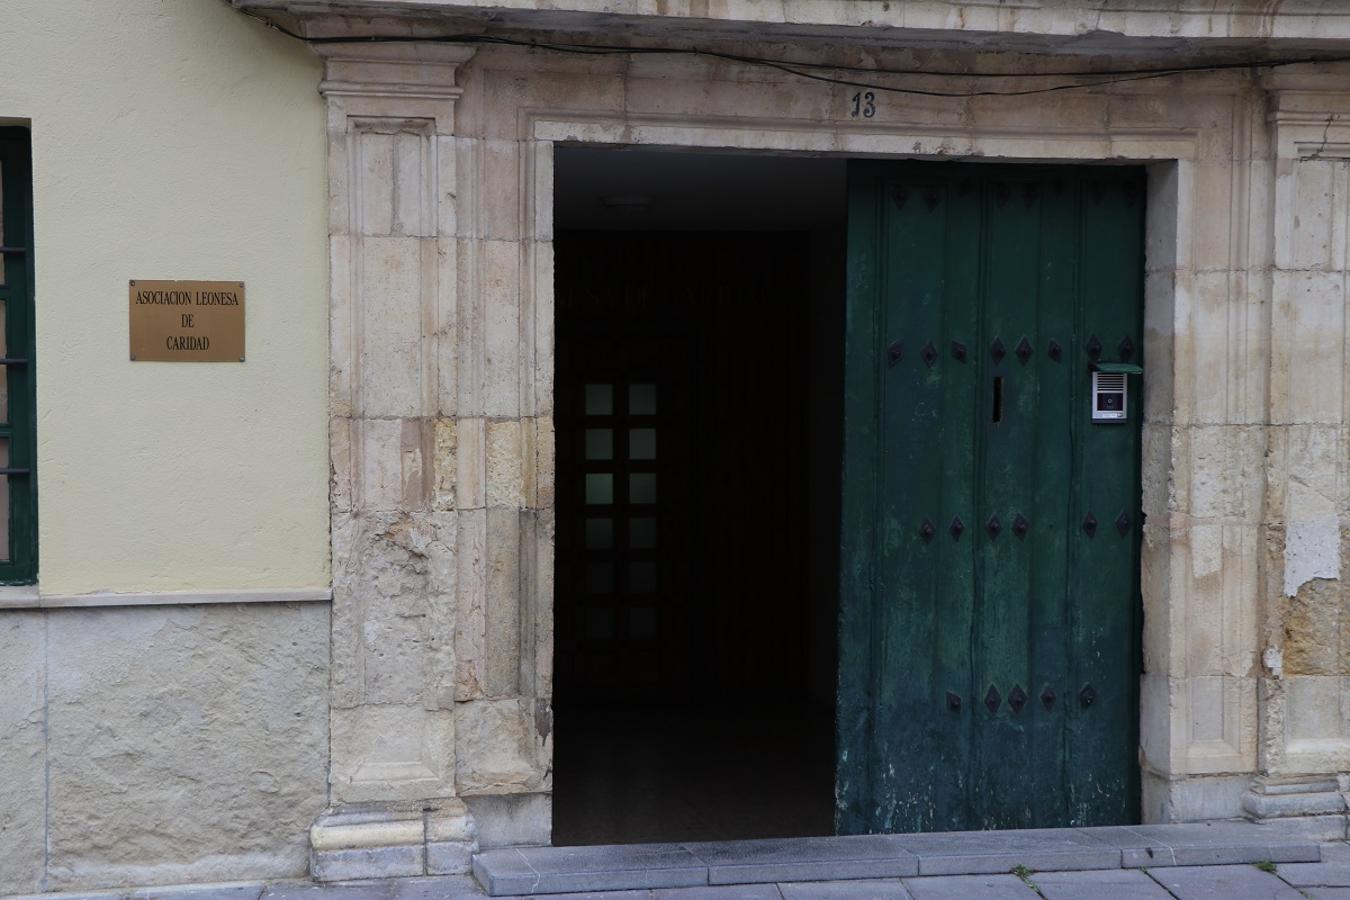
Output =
[{"x1": 317, "y1": 41, "x2": 481, "y2": 880}]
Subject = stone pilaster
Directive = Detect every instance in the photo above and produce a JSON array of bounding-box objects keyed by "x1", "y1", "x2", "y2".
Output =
[
  {"x1": 1243, "y1": 68, "x2": 1350, "y2": 838},
  {"x1": 312, "y1": 42, "x2": 480, "y2": 879}
]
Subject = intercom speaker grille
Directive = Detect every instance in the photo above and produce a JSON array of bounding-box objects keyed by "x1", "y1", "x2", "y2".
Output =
[{"x1": 1096, "y1": 373, "x2": 1126, "y2": 392}]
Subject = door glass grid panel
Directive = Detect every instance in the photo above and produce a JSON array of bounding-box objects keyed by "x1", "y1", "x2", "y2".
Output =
[{"x1": 575, "y1": 379, "x2": 662, "y2": 681}]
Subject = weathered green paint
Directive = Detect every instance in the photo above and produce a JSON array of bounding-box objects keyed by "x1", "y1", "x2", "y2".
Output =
[{"x1": 837, "y1": 162, "x2": 1144, "y2": 834}]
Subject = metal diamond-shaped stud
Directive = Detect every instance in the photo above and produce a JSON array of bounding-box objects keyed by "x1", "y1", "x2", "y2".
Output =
[
  {"x1": 990, "y1": 337, "x2": 1006, "y2": 364},
  {"x1": 1115, "y1": 510, "x2": 1131, "y2": 537},
  {"x1": 985, "y1": 685, "x2": 1002, "y2": 714},
  {"x1": 1119, "y1": 335, "x2": 1135, "y2": 360},
  {"x1": 921, "y1": 341, "x2": 939, "y2": 368},
  {"x1": 1086, "y1": 334, "x2": 1103, "y2": 360},
  {"x1": 1012, "y1": 513, "x2": 1030, "y2": 539},
  {"x1": 1015, "y1": 336, "x2": 1033, "y2": 365},
  {"x1": 923, "y1": 189, "x2": 941, "y2": 211},
  {"x1": 986, "y1": 514, "x2": 1002, "y2": 539},
  {"x1": 950, "y1": 516, "x2": 965, "y2": 541},
  {"x1": 1048, "y1": 339, "x2": 1063, "y2": 362},
  {"x1": 951, "y1": 340, "x2": 967, "y2": 363},
  {"x1": 1041, "y1": 687, "x2": 1057, "y2": 709},
  {"x1": 1082, "y1": 512, "x2": 1098, "y2": 538},
  {"x1": 920, "y1": 518, "x2": 937, "y2": 543},
  {"x1": 1008, "y1": 685, "x2": 1027, "y2": 713},
  {"x1": 946, "y1": 691, "x2": 962, "y2": 711},
  {"x1": 887, "y1": 340, "x2": 903, "y2": 367},
  {"x1": 892, "y1": 188, "x2": 909, "y2": 210},
  {"x1": 1080, "y1": 684, "x2": 1097, "y2": 707}
]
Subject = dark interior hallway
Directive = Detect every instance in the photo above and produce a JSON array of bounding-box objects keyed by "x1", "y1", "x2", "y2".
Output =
[{"x1": 551, "y1": 150, "x2": 846, "y2": 846}]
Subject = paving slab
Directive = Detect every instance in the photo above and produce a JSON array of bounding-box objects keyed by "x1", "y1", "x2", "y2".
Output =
[
  {"x1": 1082, "y1": 821, "x2": 1321, "y2": 868},
  {"x1": 1321, "y1": 843, "x2": 1350, "y2": 863},
  {"x1": 1305, "y1": 890, "x2": 1350, "y2": 900},
  {"x1": 1276, "y1": 861, "x2": 1350, "y2": 887},
  {"x1": 894, "y1": 828, "x2": 1120, "y2": 876},
  {"x1": 1148, "y1": 864, "x2": 1305, "y2": 899},
  {"x1": 387, "y1": 876, "x2": 488, "y2": 900},
  {"x1": 653, "y1": 886, "x2": 782, "y2": 899},
  {"x1": 131, "y1": 885, "x2": 266, "y2": 900},
  {"x1": 778, "y1": 880, "x2": 912, "y2": 899},
  {"x1": 1032, "y1": 868, "x2": 1173, "y2": 899},
  {"x1": 474, "y1": 844, "x2": 707, "y2": 895},
  {"x1": 261, "y1": 885, "x2": 393, "y2": 900},
  {"x1": 685, "y1": 836, "x2": 916, "y2": 885},
  {"x1": 902, "y1": 874, "x2": 1037, "y2": 899}
]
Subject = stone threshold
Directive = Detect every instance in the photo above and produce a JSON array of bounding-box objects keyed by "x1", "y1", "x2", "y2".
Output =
[{"x1": 472, "y1": 821, "x2": 1322, "y2": 896}]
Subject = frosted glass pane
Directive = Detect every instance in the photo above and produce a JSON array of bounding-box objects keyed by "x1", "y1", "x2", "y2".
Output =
[
  {"x1": 629, "y1": 383, "x2": 656, "y2": 415},
  {"x1": 585, "y1": 608, "x2": 614, "y2": 640},
  {"x1": 585, "y1": 383, "x2": 612, "y2": 415},
  {"x1": 629, "y1": 561, "x2": 656, "y2": 593},
  {"x1": 585, "y1": 473, "x2": 613, "y2": 504},
  {"x1": 629, "y1": 428, "x2": 656, "y2": 460},
  {"x1": 0, "y1": 438, "x2": 11, "y2": 562},
  {"x1": 629, "y1": 517, "x2": 656, "y2": 549},
  {"x1": 585, "y1": 518, "x2": 613, "y2": 550},
  {"x1": 630, "y1": 606, "x2": 657, "y2": 639},
  {"x1": 0, "y1": 302, "x2": 9, "y2": 422},
  {"x1": 629, "y1": 473, "x2": 656, "y2": 504},
  {"x1": 585, "y1": 428, "x2": 613, "y2": 460},
  {"x1": 0, "y1": 163, "x2": 5, "y2": 287},
  {"x1": 586, "y1": 562, "x2": 613, "y2": 594}
]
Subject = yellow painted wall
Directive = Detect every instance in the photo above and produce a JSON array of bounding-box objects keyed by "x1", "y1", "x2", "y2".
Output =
[{"x1": 0, "y1": 0, "x2": 328, "y2": 593}]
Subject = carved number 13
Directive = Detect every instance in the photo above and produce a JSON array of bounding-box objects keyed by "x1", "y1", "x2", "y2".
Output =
[{"x1": 850, "y1": 91, "x2": 876, "y2": 119}]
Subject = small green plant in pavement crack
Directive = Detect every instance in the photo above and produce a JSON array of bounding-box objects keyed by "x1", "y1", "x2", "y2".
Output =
[
  {"x1": 1011, "y1": 863, "x2": 1042, "y2": 895},
  {"x1": 1254, "y1": 860, "x2": 1278, "y2": 874}
]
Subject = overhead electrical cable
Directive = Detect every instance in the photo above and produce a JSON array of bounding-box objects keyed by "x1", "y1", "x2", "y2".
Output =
[{"x1": 240, "y1": 9, "x2": 1350, "y2": 98}]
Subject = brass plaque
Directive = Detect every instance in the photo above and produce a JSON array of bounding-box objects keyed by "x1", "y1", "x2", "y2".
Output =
[{"x1": 129, "y1": 280, "x2": 245, "y2": 362}]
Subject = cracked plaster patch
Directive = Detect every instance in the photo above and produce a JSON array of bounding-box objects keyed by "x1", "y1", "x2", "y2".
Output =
[{"x1": 1284, "y1": 517, "x2": 1340, "y2": 598}]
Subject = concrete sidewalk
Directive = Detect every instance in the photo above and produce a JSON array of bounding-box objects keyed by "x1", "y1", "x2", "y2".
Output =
[{"x1": 9, "y1": 841, "x2": 1350, "y2": 900}]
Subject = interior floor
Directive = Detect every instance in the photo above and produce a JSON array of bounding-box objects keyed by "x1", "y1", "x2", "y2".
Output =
[
  {"x1": 552, "y1": 705, "x2": 835, "y2": 846},
  {"x1": 552, "y1": 148, "x2": 846, "y2": 846}
]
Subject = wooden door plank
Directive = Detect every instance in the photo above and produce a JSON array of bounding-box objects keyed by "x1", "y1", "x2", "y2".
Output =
[
  {"x1": 1066, "y1": 172, "x2": 1145, "y2": 825},
  {"x1": 1026, "y1": 175, "x2": 1078, "y2": 828},
  {"x1": 837, "y1": 163, "x2": 886, "y2": 834},
  {"x1": 971, "y1": 173, "x2": 1042, "y2": 828}
]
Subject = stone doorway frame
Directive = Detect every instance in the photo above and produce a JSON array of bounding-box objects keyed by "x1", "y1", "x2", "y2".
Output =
[{"x1": 313, "y1": 39, "x2": 1350, "y2": 876}]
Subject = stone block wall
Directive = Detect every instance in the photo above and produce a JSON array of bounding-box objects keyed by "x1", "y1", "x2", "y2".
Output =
[
  {"x1": 1253, "y1": 82, "x2": 1350, "y2": 792},
  {"x1": 0, "y1": 603, "x2": 331, "y2": 895},
  {"x1": 308, "y1": 33, "x2": 1350, "y2": 852}
]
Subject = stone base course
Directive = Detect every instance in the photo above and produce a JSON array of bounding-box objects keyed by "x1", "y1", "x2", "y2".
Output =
[{"x1": 309, "y1": 802, "x2": 478, "y2": 882}]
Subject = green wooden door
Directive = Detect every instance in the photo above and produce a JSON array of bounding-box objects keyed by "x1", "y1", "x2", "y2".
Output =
[{"x1": 837, "y1": 162, "x2": 1144, "y2": 834}]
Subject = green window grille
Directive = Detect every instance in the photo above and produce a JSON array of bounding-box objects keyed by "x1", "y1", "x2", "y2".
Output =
[{"x1": 0, "y1": 128, "x2": 37, "y2": 583}]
